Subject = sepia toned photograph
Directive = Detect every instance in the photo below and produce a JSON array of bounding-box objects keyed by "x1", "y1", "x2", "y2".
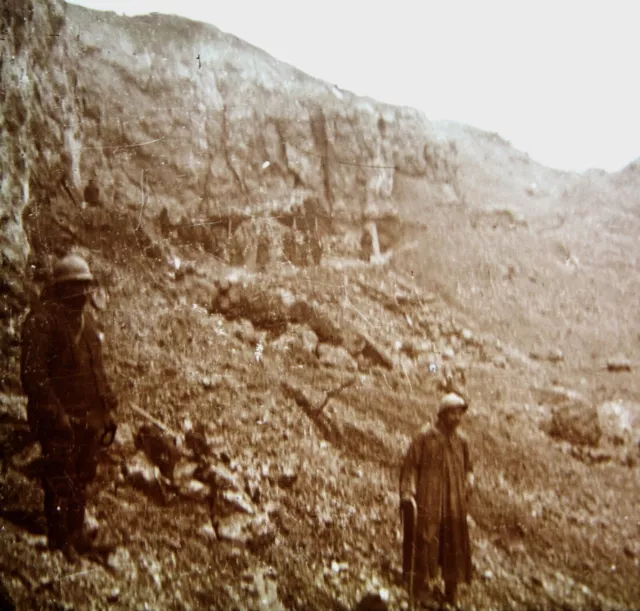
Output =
[{"x1": 1, "y1": 1, "x2": 639, "y2": 609}]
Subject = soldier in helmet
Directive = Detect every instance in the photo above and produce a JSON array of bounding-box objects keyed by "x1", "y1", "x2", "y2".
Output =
[
  {"x1": 255, "y1": 230, "x2": 271, "y2": 272},
  {"x1": 83, "y1": 177, "x2": 101, "y2": 207},
  {"x1": 399, "y1": 393, "x2": 474, "y2": 607},
  {"x1": 20, "y1": 254, "x2": 118, "y2": 560},
  {"x1": 360, "y1": 228, "x2": 374, "y2": 262}
]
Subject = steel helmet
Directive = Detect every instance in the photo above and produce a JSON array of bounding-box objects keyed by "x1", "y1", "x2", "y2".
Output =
[
  {"x1": 52, "y1": 254, "x2": 94, "y2": 285},
  {"x1": 437, "y1": 392, "x2": 468, "y2": 416}
]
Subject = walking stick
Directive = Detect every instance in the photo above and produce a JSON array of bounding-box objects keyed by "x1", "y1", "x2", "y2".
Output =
[{"x1": 401, "y1": 497, "x2": 418, "y2": 610}]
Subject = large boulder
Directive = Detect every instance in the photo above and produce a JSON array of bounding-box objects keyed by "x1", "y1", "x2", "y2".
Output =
[
  {"x1": 548, "y1": 403, "x2": 602, "y2": 448},
  {"x1": 598, "y1": 400, "x2": 640, "y2": 444},
  {"x1": 318, "y1": 344, "x2": 358, "y2": 371}
]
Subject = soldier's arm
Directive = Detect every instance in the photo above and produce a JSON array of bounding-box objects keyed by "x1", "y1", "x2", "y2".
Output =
[
  {"x1": 85, "y1": 314, "x2": 118, "y2": 412},
  {"x1": 399, "y1": 432, "x2": 423, "y2": 503},
  {"x1": 20, "y1": 312, "x2": 66, "y2": 422},
  {"x1": 85, "y1": 313, "x2": 118, "y2": 412},
  {"x1": 462, "y1": 436, "x2": 475, "y2": 498}
]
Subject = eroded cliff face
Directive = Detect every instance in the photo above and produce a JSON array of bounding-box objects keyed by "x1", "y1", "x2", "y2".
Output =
[
  {"x1": 0, "y1": 0, "x2": 83, "y2": 389},
  {"x1": 62, "y1": 4, "x2": 459, "y2": 221},
  {"x1": 0, "y1": 0, "x2": 460, "y2": 388}
]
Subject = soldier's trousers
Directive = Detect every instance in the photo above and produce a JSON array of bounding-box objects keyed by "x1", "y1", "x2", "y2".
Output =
[{"x1": 40, "y1": 430, "x2": 99, "y2": 551}]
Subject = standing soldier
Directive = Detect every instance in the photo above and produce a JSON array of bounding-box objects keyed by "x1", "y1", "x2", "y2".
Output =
[
  {"x1": 255, "y1": 230, "x2": 271, "y2": 272},
  {"x1": 360, "y1": 227, "x2": 373, "y2": 262},
  {"x1": 310, "y1": 230, "x2": 323, "y2": 266},
  {"x1": 83, "y1": 177, "x2": 101, "y2": 207},
  {"x1": 20, "y1": 254, "x2": 118, "y2": 561},
  {"x1": 229, "y1": 229, "x2": 245, "y2": 266},
  {"x1": 399, "y1": 393, "x2": 474, "y2": 607},
  {"x1": 282, "y1": 228, "x2": 296, "y2": 264},
  {"x1": 298, "y1": 231, "x2": 311, "y2": 267}
]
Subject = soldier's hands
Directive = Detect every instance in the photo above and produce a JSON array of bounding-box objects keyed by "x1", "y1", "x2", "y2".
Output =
[
  {"x1": 466, "y1": 472, "x2": 475, "y2": 505},
  {"x1": 100, "y1": 413, "x2": 117, "y2": 446},
  {"x1": 400, "y1": 498, "x2": 415, "y2": 525}
]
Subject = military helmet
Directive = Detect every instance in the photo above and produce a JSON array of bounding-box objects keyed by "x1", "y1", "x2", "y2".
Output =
[
  {"x1": 52, "y1": 254, "x2": 94, "y2": 285},
  {"x1": 437, "y1": 392, "x2": 468, "y2": 415}
]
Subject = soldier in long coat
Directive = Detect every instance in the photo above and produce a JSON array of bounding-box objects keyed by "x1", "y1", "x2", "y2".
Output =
[
  {"x1": 21, "y1": 255, "x2": 118, "y2": 560},
  {"x1": 399, "y1": 393, "x2": 474, "y2": 606}
]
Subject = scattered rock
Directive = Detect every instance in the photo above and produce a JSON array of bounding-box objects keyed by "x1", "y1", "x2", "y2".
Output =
[
  {"x1": 245, "y1": 476, "x2": 261, "y2": 504},
  {"x1": 231, "y1": 318, "x2": 256, "y2": 344},
  {"x1": 548, "y1": 348, "x2": 564, "y2": 363},
  {"x1": 598, "y1": 400, "x2": 640, "y2": 443},
  {"x1": 112, "y1": 422, "x2": 135, "y2": 450},
  {"x1": 220, "y1": 489, "x2": 255, "y2": 515},
  {"x1": 530, "y1": 575, "x2": 544, "y2": 587},
  {"x1": 252, "y1": 567, "x2": 285, "y2": 611},
  {"x1": 184, "y1": 422, "x2": 213, "y2": 456},
  {"x1": 294, "y1": 324, "x2": 319, "y2": 355},
  {"x1": 318, "y1": 343, "x2": 358, "y2": 371},
  {"x1": 548, "y1": 403, "x2": 602, "y2": 447},
  {"x1": 569, "y1": 445, "x2": 612, "y2": 465},
  {"x1": 172, "y1": 459, "x2": 199, "y2": 485},
  {"x1": 271, "y1": 326, "x2": 319, "y2": 364},
  {"x1": 84, "y1": 508, "x2": 100, "y2": 538},
  {"x1": 534, "y1": 385, "x2": 589, "y2": 407},
  {"x1": 493, "y1": 355, "x2": 507, "y2": 369},
  {"x1": 135, "y1": 424, "x2": 181, "y2": 479},
  {"x1": 196, "y1": 463, "x2": 242, "y2": 492},
  {"x1": 530, "y1": 348, "x2": 564, "y2": 363},
  {"x1": 123, "y1": 451, "x2": 169, "y2": 502},
  {"x1": 353, "y1": 591, "x2": 389, "y2": 611},
  {"x1": 277, "y1": 467, "x2": 298, "y2": 490},
  {"x1": 606, "y1": 356, "x2": 632, "y2": 372},
  {"x1": 281, "y1": 379, "x2": 327, "y2": 410},
  {"x1": 215, "y1": 511, "x2": 274, "y2": 547},
  {"x1": 442, "y1": 346, "x2": 455, "y2": 361},
  {"x1": 200, "y1": 521, "x2": 218, "y2": 541},
  {"x1": 179, "y1": 479, "x2": 212, "y2": 502},
  {"x1": 107, "y1": 547, "x2": 136, "y2": 578},
  {"x1": 106, "y1": 588, "x2": 120, "y2": 604}
]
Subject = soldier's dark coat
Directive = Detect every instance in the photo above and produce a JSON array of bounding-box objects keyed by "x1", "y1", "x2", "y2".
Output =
[
  {"x1": 21, "y1": 301, "x2": 116, "y2": 433},
  {"x1": 20, "y1": 299, "x2": 117, "y2": 550},
  {"x1": 399, "y1": 424, "x2": 473, "y2": 586}
]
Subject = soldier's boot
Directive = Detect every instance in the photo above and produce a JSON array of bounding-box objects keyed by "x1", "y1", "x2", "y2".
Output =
[
  {"x1": 67, "y1": 489, "x2": 89, "y2": 549},
  {"x1": 67, "y1": 489, "x2": 116, "y2": 559},
  {"x1": 444, "y1": 580, "x2": 458, "y2": 607},
  {"x1": 43, "y1": 481, "x2": 71, "y2": 552}
]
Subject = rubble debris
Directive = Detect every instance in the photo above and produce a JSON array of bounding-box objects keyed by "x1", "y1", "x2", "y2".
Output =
[
  {"x1": 281, "y1": 378, "x2": 356, "y2": 416},
  {"x1": 318, "y1": 344, "x2": 358, "y2": 371},
  {"x1": 277, "y1": 467, "x2": 298, "y2": 490},
  {"x1": 134, "y1": 423, "x2": 181, "y2": 479},
  {"x1": 220, "y1": 489, "x2": 255, "y2": 516},
  {"x1": 195, "y1": 463, "x2": 243, "y2": 493},
  {"x1": 534, "y1": 385, "x2": 589, "y2": 407},
  {"x1": 606, "y1": 357, "x2": 632, "y2": 373},
  {"x1": 548, "y1": 403, "x2": 602, "y2": 448},
  {"x1": 530, "y1": 348, "x2": 564, "y2": 363},
  {"x1": 215, "y1": 512, "x2": 274, "y2": 547},
  {"x1": 178, "y1": 479, "x2": 212, "y2": 502},
  {"x1": 123, "y1": 452, "x2": 171, "y2": 503}
]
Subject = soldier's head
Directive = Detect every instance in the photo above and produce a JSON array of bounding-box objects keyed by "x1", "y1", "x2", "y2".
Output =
[
  {"x1": 51, "y1": 254, "x2": 95, "y2": 312},
  {"x1": 437, "y1": 392, "x2": 468, "y2": 433}
]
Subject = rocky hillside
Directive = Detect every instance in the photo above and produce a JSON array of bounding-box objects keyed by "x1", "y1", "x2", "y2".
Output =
[
  {"x1": 0, "y1": 0, "x2": 459, "y2": 390},
  {"x1": 1, "y1": 1, "x2": 639, "y2": 609}
]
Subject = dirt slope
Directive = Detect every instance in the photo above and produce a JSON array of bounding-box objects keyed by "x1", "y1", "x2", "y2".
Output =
[{"x1": 1, "y1": 1, "x2": 639, "y2": 610}]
